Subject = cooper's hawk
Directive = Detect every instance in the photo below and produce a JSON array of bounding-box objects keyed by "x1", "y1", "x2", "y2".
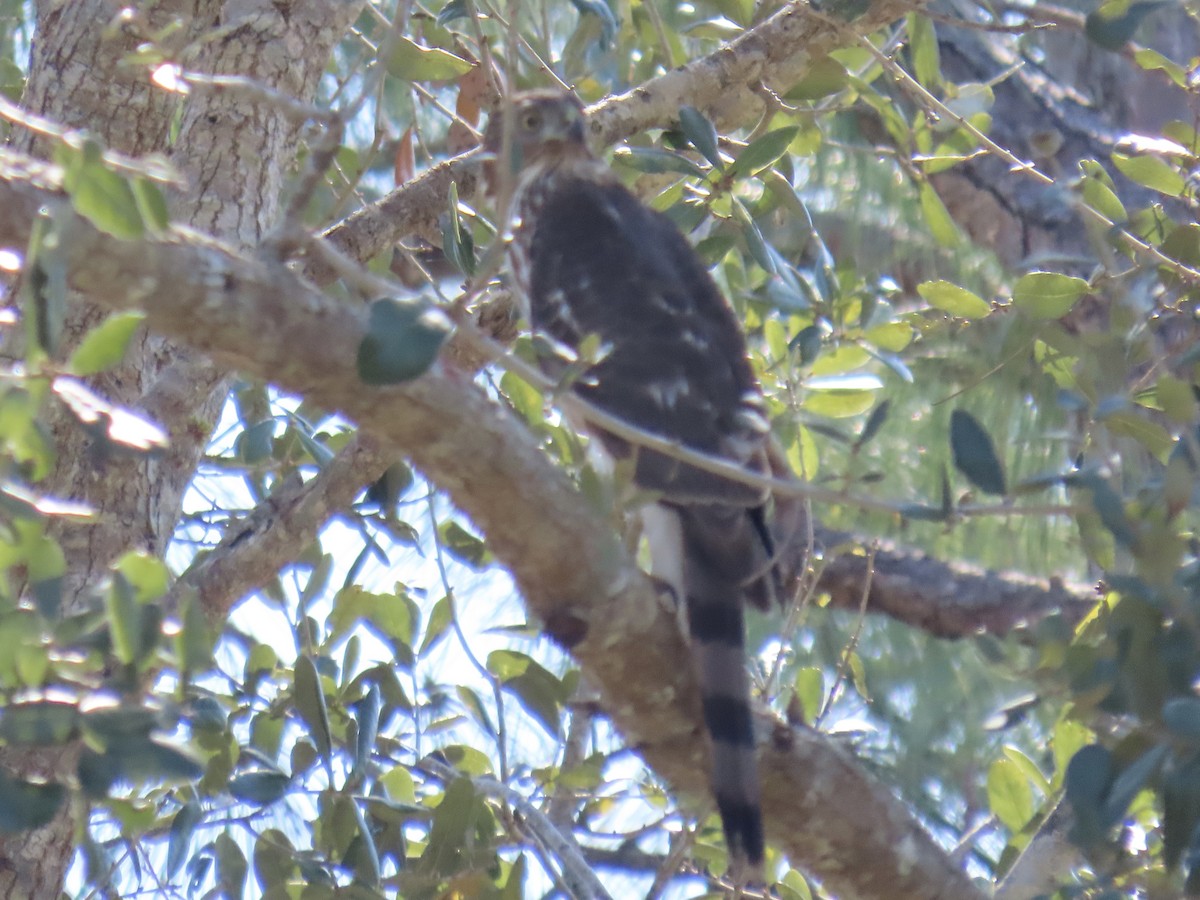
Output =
[{"x1": 484, "y1": 90, "x2": 801, "y2": 873}]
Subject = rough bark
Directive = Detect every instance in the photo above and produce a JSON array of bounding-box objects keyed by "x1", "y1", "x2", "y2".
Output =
[{"x1": 0, "y1": 0, "x2": 361, "y2": 892}]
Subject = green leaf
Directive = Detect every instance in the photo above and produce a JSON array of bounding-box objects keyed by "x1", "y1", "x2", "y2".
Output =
[
  {"x1": 215, "y1": 831, "x2": 248, "y2": 898},
  {"x1": 907, "y1": 13, "x2": 941, "y2": 88},
  {"x1": 612, "y1": 146, "x2": 705, "y2": 177},
  {"x1": 950, "y1": 409, "x2": 1006, "y2": 495},
  {"x1": 68, "y1": 312, "x2": 145, "y2": 375},
  {"x1": 0, "y1": 700, "x2": 80, "y2": 745},
  {"x1": 785, "y1": 57, "x2": 849, "y2": 101},
  {"x1": 114, "y1": 550, "x2": 170, "y2": 601},
  {"x1": 61, "y1": 141, "x2": 146, "y2": 240},
  {"x1": 1079, "y1": 158, "x2": 1128, "y2": 222},
  {"x1": 357, "y1": 299, "x2": 450, "y2": 386},
  {"x1": 854, "y1": 400, "x2": 890, "y2": 450},
  {"x1": 438, "y1": 520, "x2": 492, "y2": 570},
  {"x1": 918, "y1": 182, "x2": 959, "y2": 246},
  {"x1": 1065, "y1": 744, "x2": 1113, "y2": 845},
  {"x1": 918, "y1": 280, "x2": 990, "y2": 319},
  {"x1": 1103, "y1": 743, "x2": 1167, "y2": 828},
  {"x1": 678, "y1": 106, "x2": 723, "y2": 170},
  {"x1": 167, "y1": 800, "x2": 202, "y2": 878},
  {"x1": 386, "y1": 37, "x2": 473, "y2": 82},
  {"x1": 106, "y1": 573, "x2": 140, "y2": 664},
  {"x1": 0, "y1": 770, "x2": 66, "y2": 832},
  {"x1": 1086, "y1": 479, "x2": 1137, "y2": 547},
  {"x1": 418, "y1": 777, "x2": 478, "y2": 876},
  {"x1": 1085, "y1": 0, "x2": 1167, "y2": 50},
  {"x1": 728, "y1": 127, "x2": 800, "y2": 177},
  {"x1": 293, "y1": 655, "x2": 333, "y2": 775},
  {"x1": 1012, "y1": 272, "x2": 1087, "y2": 319},
  {"x1": 353, "y1": 683, "x2": 382, "y2": 775},
  {"x1": 442, "y1": 182, "x2": 475, "y2": 276},
  {"x1": 174, "y1": 594, "x2": 213, "y2": 673},
  {"x1": 229, "y1": 771, "x2": 292, "y2": 806},
  {"x1": 131, "y1": 177, "x2": 169, "y2": 232},
  {"x1": 420, "y1": 593, "x2": 453, "y2": 655},
  {"x1": 253, "y1": 827, "x2": 297, "y2": 888},
  {"x1": 1112, "y1": 151, "x2": 1186, "y2": 196},
  {"x1": 987, "y1": 757, "x2": 1033, "y2": 831},
  {"x1": 793, "y1": 667, "x2": 824, "y2": 724},
  {"x1": 804, "y1": 390, "x2": 876, "y2": 418},
  {"x1": 1164, "y1": 754, "x2": 1200, "y2": 869},
  {"x1": 1164, "y1": 697, "x2": 1200, "y2": 741}
]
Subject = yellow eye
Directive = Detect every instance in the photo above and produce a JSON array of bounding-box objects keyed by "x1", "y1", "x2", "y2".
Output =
[{"x1": 521, "y1": 111, "x2": 541, "y2": 130}]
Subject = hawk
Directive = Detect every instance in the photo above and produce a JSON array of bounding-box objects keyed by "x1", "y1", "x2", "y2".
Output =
[{"x1": 484, "y1": 90, "x2": 801, "y2": 873}]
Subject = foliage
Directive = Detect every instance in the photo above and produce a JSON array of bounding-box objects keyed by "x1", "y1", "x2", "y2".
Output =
[{"x1": 1, "y1": 0, "x2": 1200, "y2": 897}]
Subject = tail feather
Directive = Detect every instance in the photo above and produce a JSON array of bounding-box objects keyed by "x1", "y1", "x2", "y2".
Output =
[{"x1": 688, "y1": 592, "x2": 764, "y2": 871}]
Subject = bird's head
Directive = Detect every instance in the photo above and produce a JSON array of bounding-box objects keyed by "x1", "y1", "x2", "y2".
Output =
[{"x1": 483, "y1": 90, "x2": 589, "y2": 176}]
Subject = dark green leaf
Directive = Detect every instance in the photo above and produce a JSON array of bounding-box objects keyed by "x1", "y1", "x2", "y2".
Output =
[
  {"x1": 1086, "y1": 0, "x2": 1168, "y2": 50},
  {"x1": 293, "y1": 655, "x2": 334, "y2": 775},
  {"x1": 950, "y1": 409, "x2": 1007, "y2": 496},
  {"x1": 253, "y1": 828, "x2": 297, "y2": 889},
  {"x1": 167, "y1": 800, "x2": 202, "y2": 878},
  {"x1": 0, "y1": 770, "x2": 66, "y2": 831},
  {"x1": 1164, "y1": 755, "x2": 1200, "y2": 869},
  {"x1": 106, "y1": 573, "x2": 139, "y2": 665},
  {"x1": 356, "y1": 299, "x2": 451, "y2": 386},
  {"x1": 235, "y1": 419, "x2": 275, "y2": 465},
  {"x1": 1065, "y1": 744, "x2": 1113, "y2": 845},
  {"x1": 442, "y1": 182, "x2": 475, "y2": 276},
  {"x1": 1102, "y1": 743, "x2": 1167, "y2": 828},
  {"x1": 350, "y1": 801, "x2": 381, "y2": 887},
  {"x1": 678, "y1": 106, "x2": 723, "y2": 170},
  {"x1": 729, "y1": 127, "x2": 799, "y2": 178},
  {"x1": 0, "y1": 700, "x2": 80, "y2": 745},
  {"x1": 177, "y1": 594, "x2": 214, "y2": 673},
  {"x1": 1087, "y1": 479, "x2": 1137, "y2": 547},
  {"x1": 854, "y1": 400, "x2": 890, "y2": 450},
  {"x1": 612, "y1": 146, "x2": 705, "y2": 177},
  {"x1": 437, "y1": 0, "x2": 468, "y2": 25},
  {"x1": 353, "y1": 683, "x2": 382, "y2": 775},
  {"x1": 229, "y1": 771, "x2": 292, "y2": 806},
  {"x1": 215, "y1": 831, "x2": 248, "y2": 899},
  {"x1": 1164, "y1": 697, "x2": 1200, "y2": 741},
  {"x1": 418, "y1": 777, "x2": 477, "y2": 876}
]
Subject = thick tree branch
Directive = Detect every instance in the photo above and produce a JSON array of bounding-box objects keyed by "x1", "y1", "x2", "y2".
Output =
[
  {"x1": 812, "y1": 526, "x2": 1094, "y2": 637},
  {"x1": 0, "y1": 160, "x2": 982, "y2": 899}
]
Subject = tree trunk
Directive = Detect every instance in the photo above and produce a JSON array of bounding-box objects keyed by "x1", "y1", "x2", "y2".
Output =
[{"x1": 0, "y1": 0, "x2": 361, "y2": 892}]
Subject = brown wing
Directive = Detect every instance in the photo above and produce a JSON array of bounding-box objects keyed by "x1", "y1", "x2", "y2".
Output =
[{"x1": 527, "y1": 175, "x2": 771, "y2": 509}]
